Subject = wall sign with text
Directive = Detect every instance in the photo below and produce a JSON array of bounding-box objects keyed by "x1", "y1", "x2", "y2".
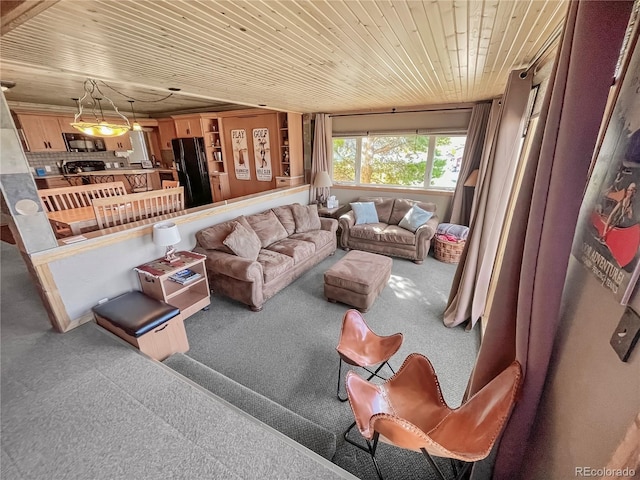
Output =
[
  {"x1": 572, "y1": 38, "x2": 640, "y2": 304},
  {"x1": 231, "y1": 129, "x2": 251, "y2": 180},
  {"x1": 252, "y1": 128, "x2": 273, "y2": 182}
]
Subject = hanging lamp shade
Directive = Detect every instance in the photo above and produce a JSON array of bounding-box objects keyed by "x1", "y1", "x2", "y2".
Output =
[
  {"x1": 71, "y1": 120, "x2": 131, "y2": 137},
  {"x1": 70, "y1": 79, "x2": 131, "y2": 137}
]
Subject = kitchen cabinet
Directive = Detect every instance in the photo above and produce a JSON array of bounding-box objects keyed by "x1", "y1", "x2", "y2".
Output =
[
  {"x1": 157, "y1": 118, "x2": 177, "y2": 150},
  {"x1": 57, "y1": 116, "x2": 78, "y2": 134},
  {"x1": 17, "y1": 114, "x2": 66, "y2": 152},
  {"x1": 173, "y1": 117, "x2": 203, "y2": 138},
  {"x1": 103, "y1": 134, "x2": 132, "y2": 151},
  {"x1": 210, "y1": 172, "x2": 230, "y2": 202},
  {"x1": 275, "y1": 175, "x2": 304, "y2": 187}
]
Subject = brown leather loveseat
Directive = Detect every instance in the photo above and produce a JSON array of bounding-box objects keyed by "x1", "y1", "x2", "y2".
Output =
[{"x1": 338, "y1": 197, "x2": 438, "y2": 264}]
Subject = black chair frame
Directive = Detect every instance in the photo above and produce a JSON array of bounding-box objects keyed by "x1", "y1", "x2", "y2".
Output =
[
  {"x1": 336, "y1": 358, "x2": 395, "y2": 402},
  {"x1": 343, "y1": 421, "x2": 473, "y2": 480}
]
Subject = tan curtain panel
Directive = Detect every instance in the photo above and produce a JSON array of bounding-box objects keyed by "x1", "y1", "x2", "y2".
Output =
[
  {"x1": 444, "y1": 72, "x2": 532, "y2": 329},
  {"x1": 466, "y1": 1, "x2": 634, "y2": 478},
  {"x1": 310, "y1": 113, "x2": 332, "y2": 203}
]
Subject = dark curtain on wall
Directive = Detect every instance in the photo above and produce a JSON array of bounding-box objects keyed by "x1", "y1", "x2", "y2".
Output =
[
  {"x1": 447, "y1": 102, "x2": 492, "y2": 226},
  {"x1": 466, "y1": 1, "x2": 633, "y2": 478}
]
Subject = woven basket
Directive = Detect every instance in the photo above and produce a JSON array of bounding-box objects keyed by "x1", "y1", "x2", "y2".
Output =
[{"x1": 434, "y1": 236, "x2": 465, "y2": 263}]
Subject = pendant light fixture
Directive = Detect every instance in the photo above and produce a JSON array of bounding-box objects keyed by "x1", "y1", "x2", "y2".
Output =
[
  {"x1": 70, "y1": 79, "x2": 131, "y2": 137},
  {"x1": 128, "y1": 100, "x2": 142, "y2": 131}
]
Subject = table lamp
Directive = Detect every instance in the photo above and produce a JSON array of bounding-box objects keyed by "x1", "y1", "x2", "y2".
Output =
[
  {"x1": 464, "y1": 169, "x2": 479, "y2": 187},
  {"x1": 313, "y1": 170, "x2": 333, "y2": 205},
  {"x1": 153, "y1": 221, "x2": 181, "y2": 263}
]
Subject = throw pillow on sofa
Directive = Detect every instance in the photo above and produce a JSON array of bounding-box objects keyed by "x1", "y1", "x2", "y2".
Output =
[
  {"x1": 350, "y1": 202, "x2": 379, "y2": 225},
  {"x1": 196, "y1": 215, "x2": 255, "y2": 254},
  {"x1": 399, "y1": 205, "x2": 434, "y2": 232},
  {"x1": 246, "y1": 209, "x2": 289, "y2": 248},
  {"x1": 272, "y1": 205, "x2": 296, "y2": 235},
  {"x1": 223, "y1": 221, "x2": 262, "y2": 261},
  {"x1": 291, "y1": 204, "x2": 321, "y2": 233}
]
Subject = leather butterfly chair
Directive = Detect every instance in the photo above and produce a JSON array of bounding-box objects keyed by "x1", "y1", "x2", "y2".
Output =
[
  {"x1": 336, "y1": 309, "x2": 403, "y2": 402},
  {"x1": 345, "y1": 353, "x2": 522, "y2": 480}
]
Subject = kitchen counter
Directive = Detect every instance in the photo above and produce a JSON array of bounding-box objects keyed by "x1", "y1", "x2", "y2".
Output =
[
  {"x1": 34, "y1": 169, "x2": 178, "y2": 191},
  {"x1": 35, "y1": 168, "x2": 175, "y2": 178}
]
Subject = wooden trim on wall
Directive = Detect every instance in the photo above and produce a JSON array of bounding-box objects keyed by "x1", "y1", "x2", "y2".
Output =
[
  {"x1": 24, "y1": 184, "x2": 308, "y2": 332},
  {"x1": 483, "y1": 115, "x2": 540, "y2": 332},
  {"x1": 24, "y1": 256, "x2": 73, "y2": 332},
  {"x1": 333, "y1": 184, "x2": 454, "y2": 198}
]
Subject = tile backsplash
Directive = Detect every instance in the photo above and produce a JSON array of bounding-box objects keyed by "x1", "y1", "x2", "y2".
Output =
[{"x1": 26, "y1": 151, "x2": 133, "y2": 174}]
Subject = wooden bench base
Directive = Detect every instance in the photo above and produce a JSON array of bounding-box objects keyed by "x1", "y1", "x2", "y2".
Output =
[{"x1": 96, "y1": 313, "x2": 189, "y2": 361}]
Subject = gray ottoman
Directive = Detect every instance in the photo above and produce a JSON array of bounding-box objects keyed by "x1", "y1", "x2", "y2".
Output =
[{"x1": 324, "y1": 250, "x2": 392, "y2": 312}]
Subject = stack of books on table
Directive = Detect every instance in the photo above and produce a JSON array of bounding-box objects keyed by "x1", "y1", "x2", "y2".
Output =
[{"x1": 169, "y1": 268, "x2": 202, "y2": 285}]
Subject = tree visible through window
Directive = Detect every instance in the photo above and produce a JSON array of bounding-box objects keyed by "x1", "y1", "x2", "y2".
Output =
[
  {"x1": 333, "y1": 138, "x2": 357, "y2": 182},
  {"x1": 333, "y1": 134, "x2": 466, "y2": 189}
]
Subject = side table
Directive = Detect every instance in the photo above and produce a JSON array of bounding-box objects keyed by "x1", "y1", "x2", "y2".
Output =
[
  {"x1": 135, "y1": 251, "x2": 211, "y2": 320},
  {"x1": 317, "y1": 206, "x2": 341, "y2": 218},
  {"x1": 317, "y1": 204, "x2": 350, "y2": 219},
  {"x1": 318, "y1": 205, "x2": 350, "y2": 244}
]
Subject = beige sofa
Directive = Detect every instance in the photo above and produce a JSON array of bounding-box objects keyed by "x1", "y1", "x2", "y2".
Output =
[
  {"x1": 338, "y1": 197, "x2": 439, "y2": 264},
  {"x1": 194, "y1": 204, "x2": 338, "y2": 311}
]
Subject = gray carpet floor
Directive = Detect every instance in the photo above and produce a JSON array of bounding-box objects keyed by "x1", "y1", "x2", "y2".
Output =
[
  {"x1": 0, "y1": 241, "x2": 356, "y2": 480},
  {"x1": 169, "y1": 248, "x2": 481, "y2": 480}
]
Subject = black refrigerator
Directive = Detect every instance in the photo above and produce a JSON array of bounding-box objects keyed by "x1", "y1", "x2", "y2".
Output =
[{"x1": 172, "y1": 137, "x2": 212, "y2": 208}]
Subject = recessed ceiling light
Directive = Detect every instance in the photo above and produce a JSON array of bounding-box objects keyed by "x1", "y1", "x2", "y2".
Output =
[{"x1": 168, "y1": 87, "x2": 181, "y2": 92}]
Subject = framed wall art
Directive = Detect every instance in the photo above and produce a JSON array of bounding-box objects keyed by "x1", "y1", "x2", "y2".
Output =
[
  {"x1": 231, "y1": 129, "x2": 251, "y2": 180},
  {"x1": 252, "y1": 128, "x2": 273, "y2": 182},
  {"x1": 572, "y1": 31, "x2": 640, "y2": 304}
]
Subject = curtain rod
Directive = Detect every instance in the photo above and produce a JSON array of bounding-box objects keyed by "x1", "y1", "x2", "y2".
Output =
[{"x1": 329, "y1": 105, "x2": 475, "y2": 118}]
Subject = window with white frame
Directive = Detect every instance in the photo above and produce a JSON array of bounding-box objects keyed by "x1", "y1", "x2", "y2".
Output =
[{"x1": 333, "y1": 133, "x2": 467, "y2": 189}]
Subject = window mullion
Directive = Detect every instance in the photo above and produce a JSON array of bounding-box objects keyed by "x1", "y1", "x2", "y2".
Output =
[
  {"x1": 424, "y1": 136, "x2": 436, "y2": 188},
  {"x1": 355, "y1": 137, "x2": 363, "y2": 185}
]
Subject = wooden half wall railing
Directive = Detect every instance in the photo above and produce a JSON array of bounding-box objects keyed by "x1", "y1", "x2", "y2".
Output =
[
  {"x1": 38, "y1": 182, "x2": 127, "y2": 212},
  {"x1": 92, "y1": 187, "x2": 185, "y2": 229}
]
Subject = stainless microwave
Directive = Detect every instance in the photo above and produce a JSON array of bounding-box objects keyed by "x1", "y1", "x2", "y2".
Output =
[{"x1": 63, "y1": 133, "x2": 107, "y2": 152}]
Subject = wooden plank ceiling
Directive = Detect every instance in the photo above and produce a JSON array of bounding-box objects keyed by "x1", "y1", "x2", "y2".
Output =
[{"x1": 0, "y1": 0, "x2": 568, "y2": 115}]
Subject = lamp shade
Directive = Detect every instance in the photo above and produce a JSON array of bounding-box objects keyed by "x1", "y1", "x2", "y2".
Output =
[
  {"x1": 70, "y1": 79, "x2": 131, "y2": 137},
  {"x1": 153, "y1": 222, "x2": 181, "y2": 247},
  {"x1": 464, "y1": 169, "x2": 479, "y2": 187},
  {"x1": 313, "y1": 171, "x2": 333, "y2": 188}
]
